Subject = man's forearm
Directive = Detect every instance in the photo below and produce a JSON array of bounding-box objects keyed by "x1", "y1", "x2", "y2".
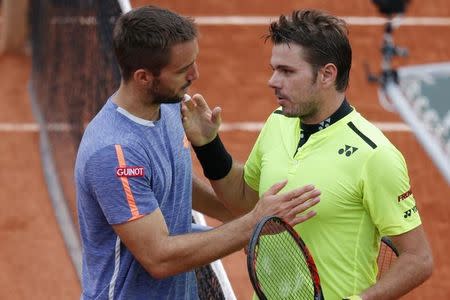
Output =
[
  {"x1": 191, "y1": 134, "x2": 257, "y2": 215},
  {"x1": 360, "y1": 251, "x2": 433, "y2": 300},
  {"x1": 192, "y1": 174, "x2": 235, "y2": 222},
  {"x1": 210, "y1": 162, "x2": 257, "y2": 216},
  {"x1": 118, "y1": 180, "x2": 320, "y2": 280},
  {"x1": 152, "y1": 212, "x2": 256, "y2": 278}
]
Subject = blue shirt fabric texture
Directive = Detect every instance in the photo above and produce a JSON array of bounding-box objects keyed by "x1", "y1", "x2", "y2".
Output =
[{"x1": 75, "y1": 98, "x2": 198, "y2": 299}]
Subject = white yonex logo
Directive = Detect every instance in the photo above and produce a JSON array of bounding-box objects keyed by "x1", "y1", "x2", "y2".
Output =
[{"x1": 318, "y1": 118, "x2": 331, "y2": 130}]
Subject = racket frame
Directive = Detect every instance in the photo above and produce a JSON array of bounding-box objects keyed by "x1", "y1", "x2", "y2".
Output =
[
  {"x1": 377, "y1": 236, "x2": 400, "y2": 280},
  {"x1": 381, "y1": 236, "x2": 399, "y2": 256},
  {"x1": 247, "y1": 216, "x2": 324, "y2": 300}
]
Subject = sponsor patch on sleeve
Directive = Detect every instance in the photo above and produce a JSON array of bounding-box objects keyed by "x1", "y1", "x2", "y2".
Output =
[
  {"x1": 398, "y1": 189, "x2": 413, "y2": 202},
  {"x1": 116, "y1": 166, "x2": 145, "y2": 177}
]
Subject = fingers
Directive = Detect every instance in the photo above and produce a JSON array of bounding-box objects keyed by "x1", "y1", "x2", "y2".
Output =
[
  {"x1": 211, "y1": 106, "x2": 222, "y2": 126},
  {"x1": 183, "y1": 93, "x2": 221, "y2": 119},
  {"x1": 265, "y1": 183, "x2": 320, "y2": 225},
  {"x1": 180, "y1": 101, "x2": 191, "y2": 123},
  {"x1": 283, "y1": 184, "x2": 316, "y2": 200},
  {"x1": 262, "y1": 179, "x2": 288, "y2": 197},
  {"x1": 290, "y1": 195, "x2": 320, "y2": 215},
  {"x1": 183, "y1": 94, "x2": 195, "y2": 110},
  {"x1": 283, "y1": 188, "x2": 320, "y2": 214},
  {"x1": 251, "y1": 181, "x2": 321, "y2": 227},
  {"x1": 288, "y1": 210, "x2": 317, "y2": 227},
  {"x1": 183, "y1": 94, "x2": 192, "y2": 102},
  {"x1": 192, "y1": 93, "x2": 209, "y2": 110},
  {"x1": 282, "y1": 191, "x2": 320, "y2": 226},
  {"x1": 293, "y1": 188, "x2": 321, "y2": 205}
]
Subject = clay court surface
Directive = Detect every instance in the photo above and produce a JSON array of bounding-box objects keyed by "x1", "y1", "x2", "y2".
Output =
[{"x1": 1, "y1": 1, "x2": 449, "y2": 299}]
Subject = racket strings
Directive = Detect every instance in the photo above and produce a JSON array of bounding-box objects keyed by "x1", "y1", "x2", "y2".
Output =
[
  {"x1": 376, "y1": 240, "x2": 398, "y2": 280},
  {"x1": 254, "y1": 220, "x2": 315, "y2": 299}
]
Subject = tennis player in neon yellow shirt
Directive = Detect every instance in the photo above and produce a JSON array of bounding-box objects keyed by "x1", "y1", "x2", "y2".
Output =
[{"x1": 181, "y1": 9, "x2": 433, "y2": 300}]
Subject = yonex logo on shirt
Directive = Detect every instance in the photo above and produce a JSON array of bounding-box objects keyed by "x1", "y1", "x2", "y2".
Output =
[
  {"x1": 338, "y1": 145, "x2": 358, "y2": 157},
  {"x1": 116, "y1": 167, "x2": 145, "y2": 177},
  {"x1": 404, "y1": 205, "x2": 418, "y2": 218},
  {"x1": 319, "y1": 118, "x2": 331, "y2": 130}
]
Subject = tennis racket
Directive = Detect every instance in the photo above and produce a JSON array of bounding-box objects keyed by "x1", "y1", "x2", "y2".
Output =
[
  {"x1": 376, "y1": 236, "x2": 399, "y2": 280},
  {"x1": 247, "y1": 216, "x2": 324, "y2": 300}
]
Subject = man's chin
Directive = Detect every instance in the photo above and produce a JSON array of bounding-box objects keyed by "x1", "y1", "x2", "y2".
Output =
[
  {"x1": 163, "y1": 97, "x2": 183, "y2": 104},
  {"x1": 280, "y1": 108, "x2": 298, "y2": 118},
  {"x1": 156, "y1": 94, "x2": 184, "y2": 104}
]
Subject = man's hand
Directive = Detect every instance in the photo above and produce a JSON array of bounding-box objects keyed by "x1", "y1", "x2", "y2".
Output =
[
  {"x1": 181, "y1": 93, "x2": 222, "y2": 146},
  {"x1": 250, "y1": 180, "x2": 321, "y2": 227}
]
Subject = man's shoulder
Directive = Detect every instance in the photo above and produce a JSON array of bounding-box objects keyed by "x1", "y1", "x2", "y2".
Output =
[
  {"x1": 344, "y1": 113, "x2": 406, "y2": 166},
  {"x1": 347, "y1": 112, "x2": 395, "y2": 148},
  {"x1": 77, "y1": 111, "x2": 145, "y2": 166}
]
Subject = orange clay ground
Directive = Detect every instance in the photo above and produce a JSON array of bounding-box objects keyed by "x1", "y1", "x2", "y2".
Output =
[{"x1": 0, "y1": 1, "x2": 449, "y2": 298}]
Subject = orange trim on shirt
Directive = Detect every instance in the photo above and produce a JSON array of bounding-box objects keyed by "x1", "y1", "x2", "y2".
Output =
[{"x1": 114, "y1": 144, "x2": 141, "y2": 220}]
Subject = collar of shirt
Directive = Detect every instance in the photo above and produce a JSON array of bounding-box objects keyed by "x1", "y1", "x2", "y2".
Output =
[{"x1": 296, "y1": 99, "x2": 353, "y2": 152}]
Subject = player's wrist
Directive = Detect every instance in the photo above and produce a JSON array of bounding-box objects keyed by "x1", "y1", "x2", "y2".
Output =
[
  {"x1": 192, "y1": 134, "x2": 232, "y2": 180},
  {"x1": 187, "y1": 130, "x2": 218, "y2": 148}
]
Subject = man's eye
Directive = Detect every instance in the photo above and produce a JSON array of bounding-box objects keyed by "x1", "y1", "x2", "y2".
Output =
[{"x1": 280, "y1": 69, "x2": 292, "y2": 74}]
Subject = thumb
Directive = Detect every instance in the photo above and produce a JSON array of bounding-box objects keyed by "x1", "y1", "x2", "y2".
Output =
[
  {"x1": 262, "y1": 180, "x2": 288, "y2": 197},
  {"x1": 211, "y1": 106, "x2": 222, "y2": 126},
  {"x1": 183, "y1": 95, "x2": 195, "y2": 110}
]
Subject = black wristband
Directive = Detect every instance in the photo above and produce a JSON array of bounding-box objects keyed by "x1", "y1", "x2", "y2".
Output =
[{"x1": 192, "y1": 135, "x2": 233, "y2": 180}]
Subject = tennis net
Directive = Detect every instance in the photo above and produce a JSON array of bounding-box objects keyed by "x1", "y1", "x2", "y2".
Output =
[{"x1": 29, "y1": 1, "x2": 236, "y2": 299}]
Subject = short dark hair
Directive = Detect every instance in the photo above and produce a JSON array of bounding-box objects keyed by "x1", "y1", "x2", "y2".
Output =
[
  {"x1": 266, "y1": 9, "x2": 352, "y2": 92},
  {"x1": 113, "y1": 5, "x2": 197, "y2": 81}
]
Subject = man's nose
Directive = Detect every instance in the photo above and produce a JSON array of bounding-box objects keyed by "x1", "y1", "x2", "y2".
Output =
[
  {"x1": 268, "y1": 72, "x2": 279, "y2": 89},
  {"x1": 187, "y1": 62, "x2": 199, "y2": 81}
]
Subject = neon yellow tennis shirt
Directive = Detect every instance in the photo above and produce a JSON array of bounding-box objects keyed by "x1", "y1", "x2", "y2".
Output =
[{"x1": 245, "y1": 108, "x2": 421, "y2": 300}]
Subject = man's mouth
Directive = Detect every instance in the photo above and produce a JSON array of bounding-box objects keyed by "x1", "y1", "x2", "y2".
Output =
[
  {"x1": 276, "y1": 93, "x2": 289, "y2": 101},
  {"x1": 182, "y1": 82, "x2": 191, "y2": 90},
  {"x1": 275, "y1": 89, "x2": 288, "y2": 101}
]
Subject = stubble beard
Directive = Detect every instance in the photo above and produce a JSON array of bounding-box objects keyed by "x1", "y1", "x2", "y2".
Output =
[
  {"x1": 282, "y1": 80, "x2": 320, "y2": 120},
  {"x1": 148, "y1": 79, "x2": 185, "y2": 104},
  {"x1": 282, "y1": 100, "x2": 318, "y2": 119}
]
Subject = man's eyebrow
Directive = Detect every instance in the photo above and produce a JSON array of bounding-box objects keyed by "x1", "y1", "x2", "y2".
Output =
[
  {"x1": 270, "y1": 64, "x2": 295, "y2": 70},
  {"x1": 177, "y1": 61, "x2": 195, "y2": 72}
]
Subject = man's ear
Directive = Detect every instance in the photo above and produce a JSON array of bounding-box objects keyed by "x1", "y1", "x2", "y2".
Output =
[
  {"x1": 133, "y1": 68, "x2": 153, "y2": 86},
  {"x1": 319, "y1": 63, "x2": 338, "y2": 89}
]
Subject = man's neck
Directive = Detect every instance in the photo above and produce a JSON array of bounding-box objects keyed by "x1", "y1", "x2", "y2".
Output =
[
  {"x1": 113, "y1": 82, "x2": 160, "y2": 121},
  {"x1": 294, "y1": 96, "x2": 352, "y2": 154},
  {"x1": 302, "y1": 93, "x2": 346, "y2": 125},
  {"x1": 301, "y1": 98, "x2": 352, "y2": 131}
]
